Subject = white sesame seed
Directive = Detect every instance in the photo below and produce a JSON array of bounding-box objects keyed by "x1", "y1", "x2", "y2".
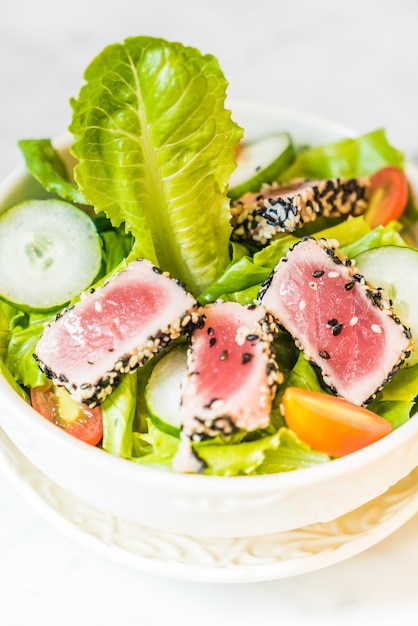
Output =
[
  {"x1": 349, "y1": 316, "x2": 359, "y2": 326},
  {"x1": 327, "y1": 238, "x2": 340, "y2": 248},
  {"x1": 309, "y1": 281, "x2": 318, "y2": 290},
  {"x1": 210, "y1": 399, "x2": 224, "y2": 411},
  {"x1": 299, "y1": 300, "x2": 306, "y2": 311},
  {"x1": 94, "y1": 300, "x2": 103, "y2": 313},
  {"x1": 371, "y1": 324, "x2": 382, "y2": 334},
  {"x1": 328, "y1": 271, "x2": 339, "y2": 279}
]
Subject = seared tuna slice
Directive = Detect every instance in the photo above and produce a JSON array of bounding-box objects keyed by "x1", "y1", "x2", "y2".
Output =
[
  {"x1": 34, "y1": 259, "x2": 202, "y2": 406},
  {"x1": 258, "y1": 237, "x2": 412, "y2": 405},
  {"x1": 178, "y1": 301, "x2": 281, "y2": 443},
  {"x1": 231, "y1": 177, "x2": 370, "y2": 247}
]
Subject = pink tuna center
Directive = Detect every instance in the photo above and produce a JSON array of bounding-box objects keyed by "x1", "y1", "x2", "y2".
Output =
[
  {"x1": 193, "y1": 319, "x2": 259, "y2": 402},
  {"x1": 62, "y1": 282, "x2": 164, "y2": 353},
  {"x1": 282, "y1": 261, "x2": 388, "y2": 383}
]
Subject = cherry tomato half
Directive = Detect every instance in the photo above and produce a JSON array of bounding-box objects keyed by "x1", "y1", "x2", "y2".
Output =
[
  {"x1": 31, "y1": 385, "x2": 103, "y2": 446},
  {"x1": 281, "y1": 387, "x2": 392, "y2": 457},
  {"x1": 365, "y1": 166, "x2": 409, "y2": 229}
]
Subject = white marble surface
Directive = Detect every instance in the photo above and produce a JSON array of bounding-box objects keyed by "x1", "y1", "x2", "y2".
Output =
[{"x1": 2, "y1": 0, "x2": 418, "y2": 623}]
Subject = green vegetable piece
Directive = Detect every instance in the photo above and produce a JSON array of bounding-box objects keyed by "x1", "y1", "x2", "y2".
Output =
[
  {"x1": 70, "y1": 36, "x2": 243, "y2": 295},
  {"x1": 354, "y1": 245, "x2": 418, "y2": 364},
  {"x1": 102, "y1": 372, "x2": 137, "y2": 458},
  {"x1": 145, "y1": 344, "x2": 187, "y2": 438},
  {"x1": 282, "y1": 128, "x2": 405, "y2": 180},
  {"x1": 228, "y1": 132, "x2": 295, "y2": 200},
  {"x1": 0, "y1": 199, "x2": 102, "y2": 311},
  {"x1": 18, "y1": 139, "x2": 88, "y2": 205},
  {"x1": 6, "y1": 321, "x2": 47, "y2": 388}
]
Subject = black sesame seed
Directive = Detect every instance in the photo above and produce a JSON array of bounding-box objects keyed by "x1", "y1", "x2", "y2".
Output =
[
  {"x1": 319, "y1": 350, "x2": 331, "y2": 359},
  {"x1": 344, "y1": 281, "x2": 355, "y2": 291},
  {"x1": 327, "y1": 318, "x2": 338, "y2": 327},
  {"x1": 312, "y1": 270, "x2": 325, "y2": 278},
  {"x1": 246, "y1": 334, "x2": 258, "y2": 341},
  {"x1": 209, "y1": 337, "x2": 217, "y2": 347},
  {"x1": 207, "y1": 327, "x2": 214, "y2": 335},
  {"x1": 220, "y1": 349, "x2": 228, "y2": 361},
  {"x1": 332, "y1": 323, "x2": 343, "y2": 336},
  {"x1": 242, "y1": 353, "x2": 253, "y2": 364},
  {"x1": 266, "y1": 362, "x2": 277, "y2": 374}
]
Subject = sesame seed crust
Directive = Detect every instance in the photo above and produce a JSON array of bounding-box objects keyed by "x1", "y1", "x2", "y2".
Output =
[
  {"x1": 230, "y1": 176, "x2": 370, "y2": 247},
  {"x1": 179, "y1": 303, "x2": 282, "y2": 444}
]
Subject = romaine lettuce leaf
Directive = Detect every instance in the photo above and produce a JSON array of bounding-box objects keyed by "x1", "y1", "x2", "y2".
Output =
[
  {"x1": 367, "y1": 400, "x2": 413, "y2": 430},
  {"x1": 201, "y1": 216, "x2": 373, "y2": 305},
  {"x1": 137, "y1": 425, "x2": 329, "y2": 475},
  {"x1": 0, "y1": 300, "x2": 18, "y2": 360},
  {"x1": 6, "y1": 321, "x2": 47, "y2": 388},
  {"x1": 18, "y1": 139, "x2": 88, "y2": 205},
  {"x1": 70, "y1": 36, "x2": 243, "y2": 295},
  {"x1": 282, "y1": 128, "x2": 405, "y2": 180},
  {"x1": 342, "y1": 221, "x2": 406, "y2": 258},
  {"x1": 102, "y1": 372, "x2": 137, "y2": 458}
]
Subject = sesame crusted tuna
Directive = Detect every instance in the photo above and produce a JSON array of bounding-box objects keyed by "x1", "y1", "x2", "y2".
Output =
[
  {"x1": 231, "y1": 177, "x2": 370, "y2": 247},
  {"x1": 34, "y1": 259, "x2": 203, "y2": 406},
  {"x1": 258, "y1": 237, "x2": 412, "y2": 405},
  {"x1": 173, "y1": 301, "x2": 281, "y2": 471}
]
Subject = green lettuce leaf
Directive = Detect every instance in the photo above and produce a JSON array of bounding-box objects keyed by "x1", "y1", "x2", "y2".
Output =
[
  {"x1": 201, "y1": 216, "x2": 373, "y2": 305},
  {"x1": 70, "y1": 36, "x2": 243, "y2": 295},
  {"x1": 6, "y1": 321, "x2": 47, "y2": 388},
  {"x1": 0, "y1": 301, "x2": 18, "y2": 360},
  {"x1": 367, "y1": 400, "x2": 413, "y2": 430},
  {"x1": 256, "y1": 428, "x2": 330, "y2": 474},
  {"x1": 282, "y1": 128, "x2": 405, "y2": 180},
  {"x1": 102, "y1": 372, "x2": 137, "y2": 458},
  {"x1": 137, "y1": 425, "x2": 329, "y2": 475},
  {"x1": 18, "y1": 139, "x2": 88, "y2": 205},
  {"x1": 342, "y1": 221, "x2": 406, "y2": 258}
]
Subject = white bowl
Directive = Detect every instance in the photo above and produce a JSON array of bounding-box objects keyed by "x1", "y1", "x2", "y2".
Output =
[{"x1": 1, "y1": 101, "x2": 418, "y2": 539}]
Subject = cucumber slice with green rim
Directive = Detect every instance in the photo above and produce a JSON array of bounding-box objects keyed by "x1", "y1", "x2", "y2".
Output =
[
  {"x1": 0, "y1": 199, "x2": 102, "y2": 311},
  {"x1": 228, "y1": 132, "x2": 295, "y2": 200},
  {"x1": 354, "y1": 245, "x2": 418, "y2": 365},
  {"x1": 145, "y1": 344, "x2": 187, "y2": 437}
]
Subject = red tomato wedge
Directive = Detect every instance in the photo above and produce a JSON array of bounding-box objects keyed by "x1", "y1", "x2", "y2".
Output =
[
  {"x1": 281, "y1": 387, "x2": 392, "y2": 457},
  {"x1": 31, "y1": 385, "x2": 103, "y2": 446},
  {"x1": 365, "y1": 166, "x2": 409, "y2": 229}
]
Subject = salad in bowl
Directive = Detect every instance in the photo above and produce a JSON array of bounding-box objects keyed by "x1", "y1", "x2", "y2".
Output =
[{"x1": 0, "y1": 35, "x2": 418, "y2": 537}]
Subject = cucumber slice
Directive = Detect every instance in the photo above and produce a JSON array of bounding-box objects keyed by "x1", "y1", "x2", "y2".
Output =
[
  {"x1": 0, "y1": 199, "x2": 101, "y2": 311},
  {"x1": 145, "y1": 344, "x2": 187, "y2": 437},
  {"x1": 354, "y1": 245, "x2": 418, "y2": 365},
  {"x1": 228, "y1": 132, "x2": 295, "y2": 200}
]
